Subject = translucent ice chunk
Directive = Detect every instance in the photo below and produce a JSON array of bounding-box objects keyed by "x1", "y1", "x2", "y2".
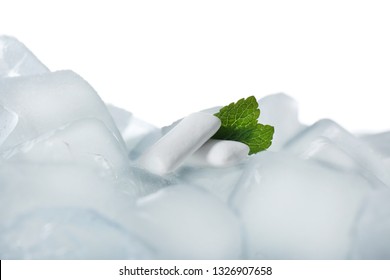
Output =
[
  {"x1": 384, "y1": 158, "x2": 390, "y2": 171},
  {"x1": 178, "y1": 164, "x2": 247, "y2": 202},
  {"x1": 298, "y1": 136, "x2": 359, "y2": 171},
  {"x1": 285, "y1": 119, "x2": 357, "y2": 154},
  {"x1": 258, "y1": 93, "x2": 305, "y2": 151},
  {"x1": 0, "y1": 207, "x2": 154, "y2": 259},
  {"x1": 0, "y1": 104, "x2": 18, "y2": 146},
  {"x1": 284, "y1": 119, "x2": 390, "y2": 187},
  {"x1": 107, "y1": 104, "x2": 162, "y2": 158},
  {"x1": 0, "y1": 70, "x2": 125, "y2": 152},
  {"x1": 0, "y1": 36, "x2": 49, "y2": 77},
  {"x1": 106, "y1": 104, "x2": 133, "y2": 134},
  {"x1": 0, "y1": 163, "x2": 138, "y2": 227},
  {"x1": 1, "y1": 119, "x2": 130, "y2": 177},
  {"x1": 127, "y1": 166, "x2": 177, "y2": 197},
  {"x1": 128, "y1": 130, "x2": 162, "y2": 161},
  {"x1": 361, "y1": 131, "x2": 390, "y2": 158},
  {"x1": 350, "y1": 189, "x2": 390, "y2": 259},
  {"x1": 231, "y1": 152, "x2": 371, "y2": 259},
  {"x1": 133, "y1": 185, "x2": 242, "y2": 259}
]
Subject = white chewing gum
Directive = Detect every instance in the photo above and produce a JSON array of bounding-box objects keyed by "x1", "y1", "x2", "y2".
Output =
[
  {"x1": 189, "y1": 139, "x2": 249, "y2": 167},
  {"x1": 138, "y1": 112, "x2": 221, "y2": 175}
]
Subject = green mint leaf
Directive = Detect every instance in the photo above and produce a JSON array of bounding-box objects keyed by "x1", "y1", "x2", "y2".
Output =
[{"x1": 212, "y1": 96, "x2": 274, "y2": 155}]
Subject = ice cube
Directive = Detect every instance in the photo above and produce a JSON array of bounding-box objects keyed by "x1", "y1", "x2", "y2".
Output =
[
  {"x1": 0, "y1": 162, "x2": 139, "y2": 228},
  {"x1": 107, "y1": 104, "x2": 162, "y2": 158},
  {"x1": 0, "y1": 70, "x2": 125, "y2": 151},
  {"x1": 350, "y1": 189, "x2": 390, "y2": 259},
  {"x1": 133, "y1": 185, "x2": 242, "y2": 259},
  {"x1": 1, "y1": 119, "x2": 129, "y2": 177},
  {"x1": 0, "y1": 104, "x2": 18, "y2": 146},
  {"x1": 128, "y1": 130, "x2": 162, "y2": 160},
  {"x1": 106, "y1": 104, "x2": 133, "y2": 134},
  {"x1": 127, "y1": 166, "x2": 178, "y2": 197},
  {"x1": 178, "y1": 163, "x2": 247, "y2": 202},
  {"x1": 298, "y1": 136, "x2": 359, "y2": 170},
  {"x1": 258, "y1": 93, "x2": 305, "y2": 151},
  {"x1": 0, "y1": 207, "x2": 154, "y2": 259},
  {"x1": 0, "y1": 36, "x2": 49, "y2": 77},
  {"x1": 360, "y1": 131, "x2": 390, "y2": 158},
  {"x1": 231, "y1": 152, "x2": 372, "y2": 259},
  {"x1": 284, "y1": 119, "x2": 358, "y2": 155},
  {"x1": 384, "y1": 158, "x2": 390, "y2": 170},
  {"x1": 284, "y1": 119, "x2": 390, "y2": 187}
]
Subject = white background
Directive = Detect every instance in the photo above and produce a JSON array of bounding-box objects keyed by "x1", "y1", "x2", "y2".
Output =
[
  {"x1": 1, "y1": 0, "x2": 390, "y2": 132},
  {"x1": 2, "y1": 260, "x2": 390, "y2": 280}
]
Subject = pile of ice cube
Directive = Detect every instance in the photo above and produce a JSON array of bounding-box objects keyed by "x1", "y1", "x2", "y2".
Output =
[{"x1": 1, "y1": 36, "x2": 389, "y2": 260}]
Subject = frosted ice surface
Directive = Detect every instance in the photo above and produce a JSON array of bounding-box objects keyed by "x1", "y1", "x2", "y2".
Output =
[
  {"x1": 0, "y1": 208, "x2": 154, "y2": 259},
  {"x1": 133, "y1": 185, "x2": 242, "y2": 259},
  {"x1": 0, "y1": 36, "x2": 49, "y2": 77},
  {"x1": 1, "y1": 119, "x2": 129, "y2": 177},
  {"x1": 231, "y1": 152, "x2": 372, "y2": 259},
  {"x1": 0, "y1": 104, "x2": 18, "y2": 146},
  {"x1": 107, "y1": 104, "x2": 161, "y2": 159},
  {"x1": 361, "y1": 131, "x2": 390, "y2": 158},
  {"x1": 178, "y1": 163, "x2": 247, "y2": 202},
  {"x1": 285, "y1": 119, "x2": 361, "y2": 155},
  {"x1": 0, "y1": 163, "x2": 139, "y2": 228},
  {"x1": 350, "y1": 189, "x2": 390, "y2": 259},
  {"x1": 107, "y1": 104, "x2": 133, "y2": 133},
  {"x1": 297, "y1": 136, "x2": 359, "y2": 171},
  {"x1": 0, "y1": 70, "x2": 125, "y2": 152},
  {"x1": 258, "y1": 93, "x2": 305, "y2": 151},
  {"x1": 284, "y1": 119, "x2": 390, "y2": 187},
  {"x1": 127, "y1": 166, "x2": 177, "y2": 197},
  {"x1": 128, "y1": 130, "x2": 162, "y2": 160}
]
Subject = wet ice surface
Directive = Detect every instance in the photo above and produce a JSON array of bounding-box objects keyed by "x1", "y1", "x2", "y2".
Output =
[{"x1": 1, "y1": 36, "x2": 390, "y2": 259}]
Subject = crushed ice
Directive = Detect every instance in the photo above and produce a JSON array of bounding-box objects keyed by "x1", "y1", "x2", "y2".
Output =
[{"x1": 1, "y1": 36, "x2": 389, "y2": 259}]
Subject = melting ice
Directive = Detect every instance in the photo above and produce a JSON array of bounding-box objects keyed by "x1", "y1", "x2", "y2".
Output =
[{"x1": 1, "y1": 36, "x2": 390, "y2": 259}]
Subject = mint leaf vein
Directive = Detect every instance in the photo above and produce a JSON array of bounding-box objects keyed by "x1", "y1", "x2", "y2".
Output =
[{"x1": 212, "y1": 96, "x2": 274, "y2": 155}]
